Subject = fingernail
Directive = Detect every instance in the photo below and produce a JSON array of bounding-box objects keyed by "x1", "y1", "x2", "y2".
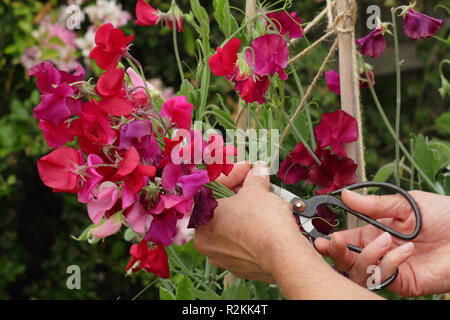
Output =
[
  {"x1": 397, "y1": 242, "x2": 414, "y2": 256},
  {"x1": 251, "y1": 162, "x2": 270, "y2": 177},
  {"x1": 373, "y1": 232, "x2": 391, "y2": 249},
  {"x1": 342, "y1": 189, "x2": 362, "y2": 197}
]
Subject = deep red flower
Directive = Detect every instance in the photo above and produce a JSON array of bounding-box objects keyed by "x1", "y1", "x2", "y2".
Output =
[
  {"x1": 277, "y1": 155, "x2": 308, "y2": 185},
  {"x1": 126, "y1": 240, "x2": 170, "y2": 278},
  {"x1": 136, "y1": 0, "x2": 161, "y2": 26},
  {"x1": 307, "y1": 150, "x2": 357, "y2": 195},
  {"x1": 233, "y1": 75, "x2": 270, "y2": 104},
  {"x1": 356, "y1": 26, "x2": 387, "y2": 58},
  {"x1": 403, "y1": 8, "x2": 444, "y2": 40},
  {"x1": 39, "y1": 119, "x2": 76, "y2": 148},
  {"x1": 37, "y1": 147, "x2": 83, "y2": 193},
  {"x1": 188, "y1": 187, "x2": 218, "y2": 229},
  {"x1": 89, "y1": 23, "x2": 134, "y2": 70},
  {"x1": 267, "y1": 11, "x2": 303, "y2": 39},
  {"x1": 99, "y1": 95, "x2": 135, "y2": 116},
  {"x1": 203, "y1": 133, "x2": 236, "y2": 181},
  {"x1": 315, "y1": 110, "x2": 358, "y2": 157},
  {"x1": 209, "y1": 38, "x2": 241, "y2": 78},
  {"x1": 96, "y1": 68, "x2": 125, "y2": 96},
  {"x1": 161, "y1": 96, "x2": 194, "y2": 130}
]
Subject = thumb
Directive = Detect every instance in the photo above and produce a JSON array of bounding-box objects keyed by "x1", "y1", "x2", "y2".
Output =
[{"x1": 242, "y1": 162, "x2": 270, "y2": 190}]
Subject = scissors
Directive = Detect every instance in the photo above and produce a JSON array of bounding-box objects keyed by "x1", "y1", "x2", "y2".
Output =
[{"x1": 270, "y1": 181, "x2": 422, "y2": 290}]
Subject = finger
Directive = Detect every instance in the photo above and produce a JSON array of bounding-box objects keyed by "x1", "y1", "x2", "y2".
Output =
[
  {"x1": 328, "y1": 233, "x2": 357, "y2": 272},
  {"x1": 242, "y1": 162, "x2": 270, "y2": 190},
  {"x1": 216, "y1": 162, "x2": 251, "y2": 190},
  {"x1": 314, "y1": 237, "x2": 330, "y2": 256},
  {"x1": 341, "y1": 189, "x2": 411, "y2": 221},
  {"x1": 349, "y1": 232, "x2": 392, "y2": 286},
  {"x1": 378, "y1": 242, "x2": 414, "y2": 285}
]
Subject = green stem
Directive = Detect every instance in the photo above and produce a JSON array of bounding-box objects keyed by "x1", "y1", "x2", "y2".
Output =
[
  {"x1": 362, "y1": 66, "x2": 441, "y2": 194},
  {"x1": 132, "y1": 279, "x2": 158, "y2": 300},
  {"x1": 392, "y1": 9, "x2": 401, "y2": 186},
  {"x1": 172, "y1": 23, "x2": 185, "y2": 82}
]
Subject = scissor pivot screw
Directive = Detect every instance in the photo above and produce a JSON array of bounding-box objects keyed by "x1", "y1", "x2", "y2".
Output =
[{"x1": 292, "y1": 200, "x2": 305, "y2": 213}]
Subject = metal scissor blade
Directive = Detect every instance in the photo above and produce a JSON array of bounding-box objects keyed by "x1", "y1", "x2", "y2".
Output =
[{"x1": 269, "y1": 184, "x2": 298, "y2": 203}]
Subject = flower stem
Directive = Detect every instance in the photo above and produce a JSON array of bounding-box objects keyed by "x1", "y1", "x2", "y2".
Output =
[
  {"x1": 362, "y1": 65, "x2": 441, "y2": 194},
  {"x1": 172, "y1": 24, "x2": 185, "y2": 82},
  {"x1": 391, "y1": 9, "x2": 402, "y2": 187}
]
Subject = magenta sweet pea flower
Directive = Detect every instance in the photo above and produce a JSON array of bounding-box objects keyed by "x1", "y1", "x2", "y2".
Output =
[
  {"x1": 29, "y1": 62, "x2": 85, "y2": 126},
  {"x1": 136, "y1": 0, "x2": 161, "y2": 27},
  {"x1": 267, "y1": 11, "x2": 304, "y2": 39},
  {"x1": 233, "y1": 75, "x2": 270, "y2": 104},
  {"x1": 315, "y1": 110, "x2": 358, "y2": 157},
  {"x1": 356, "y1": 26, "x2": 387, "y2": 58},
  {"x1": 39, "y1": 120, "x2": 76, "y2": 148},
  {"x1": 247, "y1": 33, "x2": 289, "y2": 80},
  {"x1": 161, "y1": 96, "x2": 194, "y2": 130},
  {"x1": 403, "y1": 8, "x2": 444, "y2": 40},
  {"x1": 119, "y1": 119, "x2": 161, "y2": 163},
  {"x1": 325, "y1": 70, "x2": 341, "y2": 95},
  {"x1": 277, "y1": 156, "x2": 308, "y2": 185},
  {"x1": 78, "y1": 154, "x2": 104, "y2": 203}
]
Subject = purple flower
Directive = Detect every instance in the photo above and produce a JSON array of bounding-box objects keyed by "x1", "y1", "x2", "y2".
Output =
[
  {"x1": 356, "y1": 26, "x2": 387, "y2": 58},
  {"x1": 29, "y1": 62, "x2": 85, "y2": 125},
  {"x1": 246, "y1": 34, "x2": 289, "y2": 80},
  {"x1": 119, "y1": 119, "x2": 161, "y2": 163},
  {"x1": 188, "y1": 187, "x2": 218, "y2": 229},
  {"x1": 403, "y1": 8, "x2": 444, "y2": 40},
  {"x1": 145, "y1": 209, "x2": 178, "y2": 246},
  {"x1": 325, "y1": 70, "x2": 341, "y2": 95}
]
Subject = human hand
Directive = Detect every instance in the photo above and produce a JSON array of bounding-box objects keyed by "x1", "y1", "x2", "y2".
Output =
[
  {"x1": 314, "y1": 190, "x2": 450, "y2": 296},
  {"x1": 194, "y1": 163, "x2": 320, "y2": 283}
]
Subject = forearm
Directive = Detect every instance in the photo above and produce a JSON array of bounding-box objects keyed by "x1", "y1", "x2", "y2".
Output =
[{"x1": 267, "y1": 235, "x2": 383, "y2": 300}]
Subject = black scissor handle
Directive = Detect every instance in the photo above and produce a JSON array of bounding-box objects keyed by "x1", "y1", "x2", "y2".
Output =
[{"x1": 331, "y1": 181, "x2": 422, "y2": 241}]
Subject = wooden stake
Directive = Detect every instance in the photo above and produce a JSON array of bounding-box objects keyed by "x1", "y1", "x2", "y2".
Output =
[{"x1": 336, "y1": 0, "x2": 367, "y2": 228}]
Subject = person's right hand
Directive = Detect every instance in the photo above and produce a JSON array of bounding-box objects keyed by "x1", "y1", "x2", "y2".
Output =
[{"x1": 314, "y1": 190, "x2": 450, "y2": 297}]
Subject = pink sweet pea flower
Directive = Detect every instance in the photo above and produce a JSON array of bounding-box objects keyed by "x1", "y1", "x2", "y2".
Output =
[
  {"x1": 403, "y1": 8, "x2": 444, "y2": 40},
  {"x1": 87, "y1": 181, "x2": 120, "y2": 224},
  {"x1": 89, "y1": 23, "x2": 134, "y2": 70},
  {"x1": 325, "y1": 70, "x2": 341, "y2": 95},
  {"x1": 179, "y1": 169, "x2": 210, "y2": 198},
  {"x1": 161, "y1": 96, "x2": 195, "y2": 130},
  {"x1": 37, "y1": 147, "x2": 84, "y2": 193},
  {"x1": 315, "y1": 110, "x2": 358, "y2": 157},
  {"x1": 209, "y1": 38, "x2": 241, "y2": 78},
  {"x1": 78, "y1": 154, "x2": 104, "y2": 203},
  {"x1": 267, "y1": 11, "x2": 304, "y2": 39},
  {"x1": 90, "y1": 212, "x2": 122, "y2": 239},
  {"x1": 173, "y1": 215, "x2": 195, "y2": 245},
  {"x1": 136, "y1": 0, "x2": 161, "y2": 26},
  {"x1": 126, "y1": 201, "x2": 153, "y2": 234},
  {"x1": 126, "y1": 67, "x2": 154, "y2": 104},
  {"x1": 356, "y1": 26, "x2": 387, "y2": 58},
  {"x1": 247, "y1": 34, "x2": 289, "y2": 80},
  {"x1": 39, "y1": 119, "x2": 76, "y2": 148}
]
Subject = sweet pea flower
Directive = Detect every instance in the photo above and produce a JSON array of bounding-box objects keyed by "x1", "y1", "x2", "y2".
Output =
[
  {"x1": 209, "y1": 38, "x2": 241, "y2": 78},
  {"x1": 161, "y1": 96, "x2": 195, "y2": 130},
  {"x1": 29, "y1": 62, "x2": 85, "y2": 126},
  {"x1": 146, "y1": 209, "x2": 178, "y2": 246},
  {"x1": 118, "y1": 119, "x2": 161, "y2": 163},
  {"x1": 187, "y1": 187, "x2": 218, "y2": 229},
  {"x1": 37, "y1": 147, "x2": 84, "y2": 193},
  {"x1": 173, "y1": 215, "x2": 195, "y2": 245},
  {"x1": 165, "y1": 2, "x2": 184, "y2": 32},
  {"x1": 96, "y1": 68, "x2": 125, "y2": 96},
  {"x1": 403, "y1": 8, "x2": 444, "y2": 40},
  {"x1": 325, "y1": 69, "x2": 376, "y2": 95},
  {"x1": 90, "y1": 212, "x2": 123, "y2": 239},
  {"x1": 247, "y1": 33, "x2": 289, "y2": 80},
  {"x1": 234, "y1": 75, "x2": 270, "y2": 104},
  {"x1": 126, "y1": 240, "x2": 170, "y2": 278},
  {"x1": 356, "y1": 26, "x2": 387, "y2": 58},
  {"x1": 39, "y1": 120, "x2": 76, "y2": 148},
  {"x1": 315, "y1": 110, "x2": 358, "y2": 157},
  {"x1": 89, "y1": 23, "x2": 134, "y2": 70},
  {"x1": 267, "y1": 11, "x2": 304, "y2": 39},
  {"x1": 136, "y1": 0, "x2": 161, "y2": 26},
  {"x1": 307, "y1": 150, "x2": 357, "y2": 195},
  {"x1": 87, "y1": 181, "x2": 120, "y2": 224},
  {"x1": 126, "y1": 201, "x2": 153, "y2": 234},
  {"x1": 277, "y1": 142, "x2": 313, "y2": 185},
  {"x1": 203, "y1": 133, "x2": 237, "y2": 180},
  {"x1": 78, "y1": 154, "x2": 104, "y2": 203}
]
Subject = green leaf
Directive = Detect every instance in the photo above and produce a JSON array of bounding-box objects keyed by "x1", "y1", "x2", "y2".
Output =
[
  {"x1": 171, "y1": 240, "x2": 204, "y2": 270},
  {"x1": 435, "y1": 112, "x2": 450, "y2": 135},
  {"x1": 368, "y1": 162, "x2": 395, "y2": 192},
  {"x1": 414, "y1": 135, "x2": 445, "y2": 183},
  {"x1": 213, "y1": 0, "x2": 238, "y2": 38},
  {"x1": 177, "y1": 79, "x2": 200, "y2": 106},
  {"x1": 189, "y1": 288, "x2": 222, "y2": 300},
  {"x1": 222, "y1": 283, "x2": 251, "y2": 300},
  {"x1": 190, "y1": 0, "x2": 210, "y2": 36},
  {"x1": 205, "y1": 105, "x2": 236, "y2": 130},
  {"x1": 175, "y1": 275, "x2": 195, "y2": 300},
  {"x1": 160, "y1": 287, "x2": 176, "y2": 300}
]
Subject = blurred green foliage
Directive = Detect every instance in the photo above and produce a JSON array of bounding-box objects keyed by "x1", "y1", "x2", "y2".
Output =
[{"x1": 0, "y1": 0, "x2": 448, "y2": 300}]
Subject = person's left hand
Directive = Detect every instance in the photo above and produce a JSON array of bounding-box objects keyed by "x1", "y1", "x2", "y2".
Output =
[{"x1": 194, "y1": 163, "x2": 315, "y2": 283}]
